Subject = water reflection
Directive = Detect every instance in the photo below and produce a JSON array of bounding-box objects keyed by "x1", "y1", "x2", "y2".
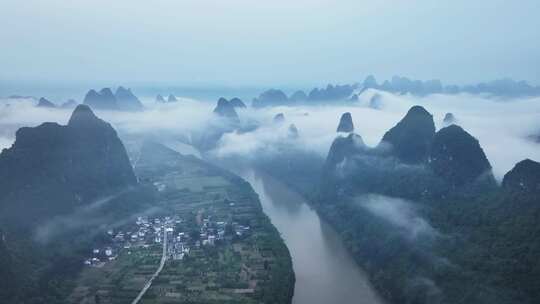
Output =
[{"x1": 240, "y1": 169, "x2": 383, "y2": 304}]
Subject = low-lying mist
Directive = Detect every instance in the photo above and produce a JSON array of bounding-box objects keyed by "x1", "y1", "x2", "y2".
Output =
[
  {"x1": 355, "y1": 194, "x2": 439, "y2": 241},
  {"x1": 1, "y1": 89, "x2": 540, "y2": 180}
]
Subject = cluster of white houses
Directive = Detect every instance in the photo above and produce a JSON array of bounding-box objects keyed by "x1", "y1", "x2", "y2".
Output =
[
  {"x1": 84, "y1": 216, "x2": 178, "y2": 266},
  {"x1": 84, "y1": 214, "x2": 251, "y2": 267}
]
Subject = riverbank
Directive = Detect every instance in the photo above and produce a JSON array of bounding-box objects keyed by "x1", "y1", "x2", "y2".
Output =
[{"x1": 239, "y1": 169, "x2": 383, "y2": 304}]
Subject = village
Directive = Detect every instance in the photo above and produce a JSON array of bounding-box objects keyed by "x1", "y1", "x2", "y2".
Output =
[
  {"x1": 68, "y1": 142, "x2": 292, "y2": 304},
  {"x1": 84, "y1": 212, "x2": 252, "y2": 268}
]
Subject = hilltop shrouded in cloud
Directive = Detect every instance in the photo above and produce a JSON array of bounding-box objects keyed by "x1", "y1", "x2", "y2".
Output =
[{"x1": 2, "y1": 89, "x2": 540, "y2": 181}]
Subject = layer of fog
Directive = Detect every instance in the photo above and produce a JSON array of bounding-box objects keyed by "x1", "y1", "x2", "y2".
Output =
[
  {"x1": 216, "y1": 90, "x2": 540, "y2": 180},
  {"x1": 1, "y1": 89, "x2": 540, "y2": 180},
  {"x1": 35, "y1": 188, "x2": 164, "y2": 244},
  {"x1": 353, "y1": 193, "x2": 449, "y2": 300},
  {"x1": 355, "y1": 194, "x2": 438, "y2": 240}
]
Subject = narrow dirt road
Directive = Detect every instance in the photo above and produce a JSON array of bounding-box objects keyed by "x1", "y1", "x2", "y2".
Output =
[{"x1": 131, "y1": 229, "x2": 167, "y2": 304}]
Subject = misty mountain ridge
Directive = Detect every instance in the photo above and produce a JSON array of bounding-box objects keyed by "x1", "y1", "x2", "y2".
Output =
[
  {"x1": 213, "y1": 97, "x2": 240, "y2": 120},
  {"x1": 115, "y1": 86, "x2": 144, "y2": 111},
  {"x1": 323, "y1": 106, "x2": 497, "y2": 200},
  {"x1": 252, "y1": 89, "x2": 290, "y2": 107},
  {"x1": 325, "y1": 133, "x2": 367, "y2": 168},
  {"x1": 83, "y1": 88, "x2": 117, "y2": 110},
  {"x1": 229, "y1": 97, "x2": 247, "y2": 108},
  {"x1": 31, "y1": 97, "x2": 78, "y2": 109},
  {"x1": 37, "y1": 97, "x2": 57, "y2": 108},
  {"x1": 192, "y1": 97, "x2": 247, "y2": 151},
  {"x1": 0, "y1": 104, "x2": 137, "y2": 225},
  {"x1": 360, "y1": 75, "x2": 540, "y2": 97},
  {"x1": 252, "y1": 85, "x2": 358, "y2": 107},
  {"x1": 61, "y1": 99, "x2": 78, "y2": 109},
  {"x1": 251, "y1": 76, "x2": 540, "y2": 107},
  {"x1": 83, "y1": 87, "x2": 143, "y2": 111}
]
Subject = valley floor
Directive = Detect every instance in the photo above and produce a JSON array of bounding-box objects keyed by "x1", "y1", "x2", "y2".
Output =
[{"x1": 68, "y1": 143, "x2": 294, "y2": 304}]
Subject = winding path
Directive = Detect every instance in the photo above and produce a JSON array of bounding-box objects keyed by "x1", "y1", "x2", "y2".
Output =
[{"x1": 131, "y1": 229, "x2": 168, "y2": 304}]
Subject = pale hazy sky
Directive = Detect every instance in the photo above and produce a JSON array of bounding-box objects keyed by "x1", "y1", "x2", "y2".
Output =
[{"x1": 1, "y1": 0, "x2": 539, "y2": 87}]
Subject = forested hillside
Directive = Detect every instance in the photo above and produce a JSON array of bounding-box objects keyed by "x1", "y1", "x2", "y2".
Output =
[{"x1": 257, "y1": 106, "x2": 540, "y2": 304}]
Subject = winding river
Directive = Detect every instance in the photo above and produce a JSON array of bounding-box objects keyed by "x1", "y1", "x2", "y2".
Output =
[{"x1": 240, "y1": 169, "x2": 383, "y2": 304}]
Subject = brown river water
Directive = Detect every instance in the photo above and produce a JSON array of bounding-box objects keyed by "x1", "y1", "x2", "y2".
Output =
[{"x1": 240, "y1": 169, "x2": 383, "y2": 304}]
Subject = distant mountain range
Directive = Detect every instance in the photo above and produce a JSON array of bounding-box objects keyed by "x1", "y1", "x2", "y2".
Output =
[
  {"x1": 36, "y1": 97, "x2": 56, "y2": 108},
  {"x1": 251, "y1": 76, "x2": 540, "y2": 107},
  {"x1": 23, "y1": 86, "x2": 145, "y2": 111},
  {"x1": 83, "y1": 86, "x2": 144, "y2": 111},
  {"x1": 155, "y1": 93, "x2": 179, "y2": 103},
  {"x1": 34, "y1": 97, "x2": 77, "y2": 109},
  {"x1": 6, "y1": 76, "x2": 538, "y2": 110},
  {"x1": 252, "y1": 85, "x2": 357, "y2": 107},
  {"x1": 359, "y1": 75, "x2": 540, "y2": 98}
]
